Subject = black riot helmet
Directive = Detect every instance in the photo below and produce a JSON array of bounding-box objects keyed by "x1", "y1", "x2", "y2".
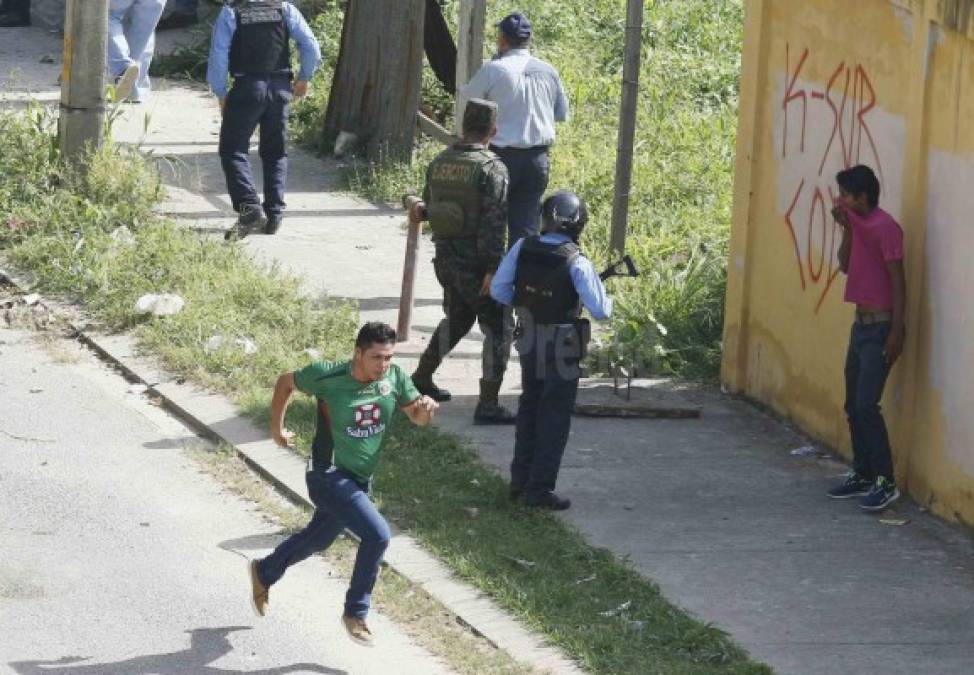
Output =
[{"x1": 541, "y1": 191, "x2": 588, "y2": 241}]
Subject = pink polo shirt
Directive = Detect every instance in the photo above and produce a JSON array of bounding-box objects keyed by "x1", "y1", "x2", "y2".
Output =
[{"x1": 843, "y1": 206, "x2": 904, "y2": 309}]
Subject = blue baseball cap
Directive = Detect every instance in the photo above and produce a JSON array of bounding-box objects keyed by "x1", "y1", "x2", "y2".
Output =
[{"x1": 496, "y1": 12, "x2": 532, "y2": 40}]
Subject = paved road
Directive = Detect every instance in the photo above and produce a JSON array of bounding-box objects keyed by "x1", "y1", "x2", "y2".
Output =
[{"x1": 0, "y1": 327, "x2": 453, "y2": 675}]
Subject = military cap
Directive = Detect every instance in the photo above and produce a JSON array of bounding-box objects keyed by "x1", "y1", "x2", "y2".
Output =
[{"x1": 462, "y1": 98, "x2": 498, "y2": 135}]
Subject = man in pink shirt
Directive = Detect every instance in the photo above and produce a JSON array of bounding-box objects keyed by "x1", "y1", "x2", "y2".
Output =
[{"x1": 827, "y1": 164, "x2": 907, "y2": 511}]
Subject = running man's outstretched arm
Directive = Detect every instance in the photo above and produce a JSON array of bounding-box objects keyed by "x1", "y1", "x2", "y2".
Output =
[
  {"x1": 270, "y1": 372, "x2": 297, "y2": 447},
  {"x1": 401, "y1": 395, "x2": 438, "y2": 427}
]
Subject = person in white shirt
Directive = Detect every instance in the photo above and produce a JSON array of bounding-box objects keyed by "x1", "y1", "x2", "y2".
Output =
[{"x1": 461, "y1": 11, "x2": 570, "y2": 247}]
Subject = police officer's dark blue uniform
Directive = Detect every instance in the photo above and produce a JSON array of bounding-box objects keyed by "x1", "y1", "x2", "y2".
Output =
[
  {"x1": 490, "y1": 191, "x2": 613, "y2": 509},
  {"x1": 207, "y1": 1, "x2": 321, "y2": 237}
]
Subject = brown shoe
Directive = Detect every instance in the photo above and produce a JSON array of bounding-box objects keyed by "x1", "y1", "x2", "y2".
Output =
[
  {"x1": 248, "y1": 560, "x2": 269, "y2": 617},
  {"x1": 341, "y1": 614, "x2": 375, "y2": 647}
]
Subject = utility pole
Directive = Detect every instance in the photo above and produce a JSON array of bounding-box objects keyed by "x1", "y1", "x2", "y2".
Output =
[
  {"x1": 610, "y1": 0, "x2": 644, "y2": 255},
  {"x1": 58, "y1": 0, "x2": 109, "y2": 167},
  {"x1": 454, "y1": 0, "x2": 487, "y2": 130}
]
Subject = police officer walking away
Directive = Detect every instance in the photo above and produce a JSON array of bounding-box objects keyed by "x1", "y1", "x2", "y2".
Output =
[
  {"x1": 208, "y1": 1, "x2": 321, "y2": 238},
  {"x1": 461, "y1": 12, "x2": 570, "y2": 247},
  {"x1": 490, "y1": 191, "x2": 612, "y2": 509},
  {"x1": 407, "y1": 99, "x2": 516, "y2": 425}
]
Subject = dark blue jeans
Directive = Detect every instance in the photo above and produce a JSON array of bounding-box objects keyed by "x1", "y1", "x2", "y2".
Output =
[
  {"x1": 219, "y1": 75, "x2": 291, "y2": 219},
  {"x1": 512, "y1": 324, "x2": 582, "y2": 496},
  {"x1": 256, "y1": 467, "x2": 391, "y2": 619},
  {"x1": 844, "y1": 321, "x2": 895, "y2": 482},
  {"x1": 491, "y1": 145, "x2": 550, "y2": 247}
]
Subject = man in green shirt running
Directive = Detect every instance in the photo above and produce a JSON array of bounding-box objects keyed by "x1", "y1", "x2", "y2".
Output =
[{"x1": 248, "y1": 322, "x2": 437, "y2": 647}]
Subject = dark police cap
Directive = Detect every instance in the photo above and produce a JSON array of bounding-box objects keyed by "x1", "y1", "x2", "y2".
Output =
[
  {"x1": 496, "y1": 12, "x2": 532, "y2": 40},
  {"x1": 463, "y1": 98, "x2": 498, "y2": 130}
]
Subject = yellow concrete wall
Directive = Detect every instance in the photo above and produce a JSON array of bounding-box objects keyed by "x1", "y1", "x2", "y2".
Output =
[{"x1": 723, "y1": 0, "x2": 974, "y2": 524}]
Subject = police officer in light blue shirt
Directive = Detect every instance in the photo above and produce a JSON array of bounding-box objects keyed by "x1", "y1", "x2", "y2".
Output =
[
  {"x1": 208, "y1": 0, "x2": 321, "y2": 238},
  {"x1": 461, "y1": 11, "x2": 570, "y2": 248},
  {"x1": 490, "y1": 191, "x2": 611, "y2": 510}
]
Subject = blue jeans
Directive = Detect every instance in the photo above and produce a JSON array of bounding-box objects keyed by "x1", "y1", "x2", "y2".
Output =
[
  {"x1": 219, "y1": 75, "x2": 292, "y2": 218},
  {"x1": 491, "y1": 145, "x2": 550, "y2": 247},
  {"x1": 256, "y1": 467, "x2": 391, "y2": 619},
  {"x1": 512, "y1": 323, "x2": 582, "y2": 496},
  {"x1": 107, "y1": 0, "x2": 166, "y2": 101},
  {"x1": 844, "y1": 321, "x2": 895, "y2": 482}
]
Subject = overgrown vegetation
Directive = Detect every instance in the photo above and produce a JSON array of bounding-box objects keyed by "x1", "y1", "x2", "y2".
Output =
[
  {"x1": 0, "y1": 109, "x2": 769, "y2": 674},
  {"x1": 0, "y1": 108, "x2": 357, "y2": 407},
  {"x1": 154, "y1": 0, "x2": 741, "y2": 379}
]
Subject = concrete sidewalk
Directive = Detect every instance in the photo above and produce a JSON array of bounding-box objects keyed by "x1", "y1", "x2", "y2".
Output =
[{"x1": 4, "y1": 25, "x2": 974, "y2": 675}]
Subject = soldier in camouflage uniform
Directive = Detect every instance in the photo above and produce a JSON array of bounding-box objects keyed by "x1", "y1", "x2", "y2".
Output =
[{"x1": 407, "y1": 98, "x2": 515, "y2": 425}]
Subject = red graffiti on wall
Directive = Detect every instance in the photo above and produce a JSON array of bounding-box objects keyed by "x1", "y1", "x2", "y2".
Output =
[{"x1": 780, "y1": 43, "x2": 886, "y2": 312}]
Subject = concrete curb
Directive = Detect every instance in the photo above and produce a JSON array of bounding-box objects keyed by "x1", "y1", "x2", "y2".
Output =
[{"x1": 0, "y1": 267, "x2": 585, "y2": 675}]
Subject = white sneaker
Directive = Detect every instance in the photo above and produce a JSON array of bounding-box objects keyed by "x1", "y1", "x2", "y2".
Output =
[{"x1": 114, "y1": 63, "x2": 140, "y2": 102}]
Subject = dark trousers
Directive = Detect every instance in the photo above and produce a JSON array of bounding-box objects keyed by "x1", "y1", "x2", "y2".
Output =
[
  {"x1": 419, "y1": 260, "x2": 511, "y2": 382},
  {"x1": 219, "y1": 75, "x2": 291, "y2": 218},
  {"x1": 491, "y1": 145, "x2": 550, "y2": 247},
  {"x1": 256, "y1": 468, "x2": 391, "y2": 619},
  {"x1": 0, "y1": 0, "x2": 29, "y2": 15},
  {"x1": 512, "y1": 325, "x2": 582, "y2": 496},
  {"x1": 844, "y1": 321, "x2": 895, "y2": 482}
]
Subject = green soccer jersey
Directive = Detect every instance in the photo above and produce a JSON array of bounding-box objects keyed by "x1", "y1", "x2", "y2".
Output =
[{"x1": 293, "y1": 360, "x2": 419, "y2": 482}]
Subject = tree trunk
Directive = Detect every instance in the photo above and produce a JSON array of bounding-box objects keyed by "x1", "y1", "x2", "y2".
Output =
[{"x1": 323, "y1": 0, "x2": 426, "y2": 162}]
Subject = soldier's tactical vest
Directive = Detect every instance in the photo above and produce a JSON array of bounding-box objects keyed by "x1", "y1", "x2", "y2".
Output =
[
  {"x1": 426, "y1": 148, "x2": 497, "y2": 240},
  {"x1": 229, "y1": 1, "x2": 292, "y2": 77},
  {"x1": 513, "y1": 236, "x2": 581, "y2": 325}
]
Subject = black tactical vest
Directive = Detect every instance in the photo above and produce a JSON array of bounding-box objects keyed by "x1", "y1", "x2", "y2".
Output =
[
  {"x1": 513, "y1": 236, "x2": 581, "y2": 324},
  {"x1": 426, "y1": 145, "x2": 497, "y2": 241},
  {"x1": 228, "y1": 1, "x2": 292, "y2": 77}
]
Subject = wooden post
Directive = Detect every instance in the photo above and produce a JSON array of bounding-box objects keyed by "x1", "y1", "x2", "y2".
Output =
[
  {"x1": 59, "y1": 0, "x2": 109, "y2": 167},
  {"x1": 609, "y1": 0, "x2": 644, "y2": 255},
  {"x1": 397, "y1": 198, "x2": 424, "y2": 342},
  {"x1": 454, "y1": 0, "x2": 487, "y2": 131}
]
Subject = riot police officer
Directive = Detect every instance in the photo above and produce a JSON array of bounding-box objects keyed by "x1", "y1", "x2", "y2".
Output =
[
  {"x1": 407, "y1": 98, "x2": 516, "y2": 425},
  {"x1": 490, "y1": 191, "x2": 613, "y2": 509},
  {"x1": 207, "y1": 0, "x2": 321, "y2": 238}
]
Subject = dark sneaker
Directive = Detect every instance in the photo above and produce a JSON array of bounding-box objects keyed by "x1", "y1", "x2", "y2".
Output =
[
  {"x1": 859, "y1": 477, "x2": 900, "y2": 512},
  {"x1": 0, "y1": 12, "x2": 30, "y2": 27},
  {"x1": 524, "y1": 492, "x2": 571, "y2": 511},
  {"x1": 473, "y1": 401, "x2": 516, "y2": 425},
  {"x1": 225, "y1": 204, "x2": 267, "y2": 241},
  {"x1": 826, "y1": 472, "x2": 873, "y2": 499},
  {"x1": 264, "y1": 215, "x2": 283, "y2": 235},
  {"x1": 412, "y1": 376, "x2": 451, "y2": 402},
  {"x1": 248, "y1": 560, "x2": 269, "y2": 617},
  {"x1": 341, "y1": 614, "x2": 375, "y2": 647},
  {"x1": 156, "y1": 11, "x2": 198, "y2": 30}
]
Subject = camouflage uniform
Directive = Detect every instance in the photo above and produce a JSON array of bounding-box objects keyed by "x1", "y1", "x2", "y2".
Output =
[{"x1": 412, "y1": 107, "x2": 513, "y2": 412}]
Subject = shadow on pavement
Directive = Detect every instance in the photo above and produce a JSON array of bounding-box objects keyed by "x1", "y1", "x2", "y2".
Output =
[{"x1": 8, "y1": 626, "x2": 347, "y2": 674}]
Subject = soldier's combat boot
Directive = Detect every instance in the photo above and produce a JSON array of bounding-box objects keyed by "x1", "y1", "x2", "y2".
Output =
[
  {"x1": 411, "y1": 354, "x2": 452, "y2": 402},
  {"x1": 473, "y1": 379, "x2": 515, "y2": 425}
]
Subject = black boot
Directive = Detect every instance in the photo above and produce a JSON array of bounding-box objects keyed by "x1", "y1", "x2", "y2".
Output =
[
  {"x1": 524, "y1": 492, "x2": 571, "y2": 510},
  {"x1": 411, "y1": 355, "x2": 451, "y2": 402},
  {"x1": 473, "y1": 379, "x2": 515, "y2": 425}
]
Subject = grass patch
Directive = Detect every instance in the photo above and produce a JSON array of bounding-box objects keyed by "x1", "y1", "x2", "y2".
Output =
[{"x1": 0, "y1": 104, "x2": 769, "y2": 672}]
